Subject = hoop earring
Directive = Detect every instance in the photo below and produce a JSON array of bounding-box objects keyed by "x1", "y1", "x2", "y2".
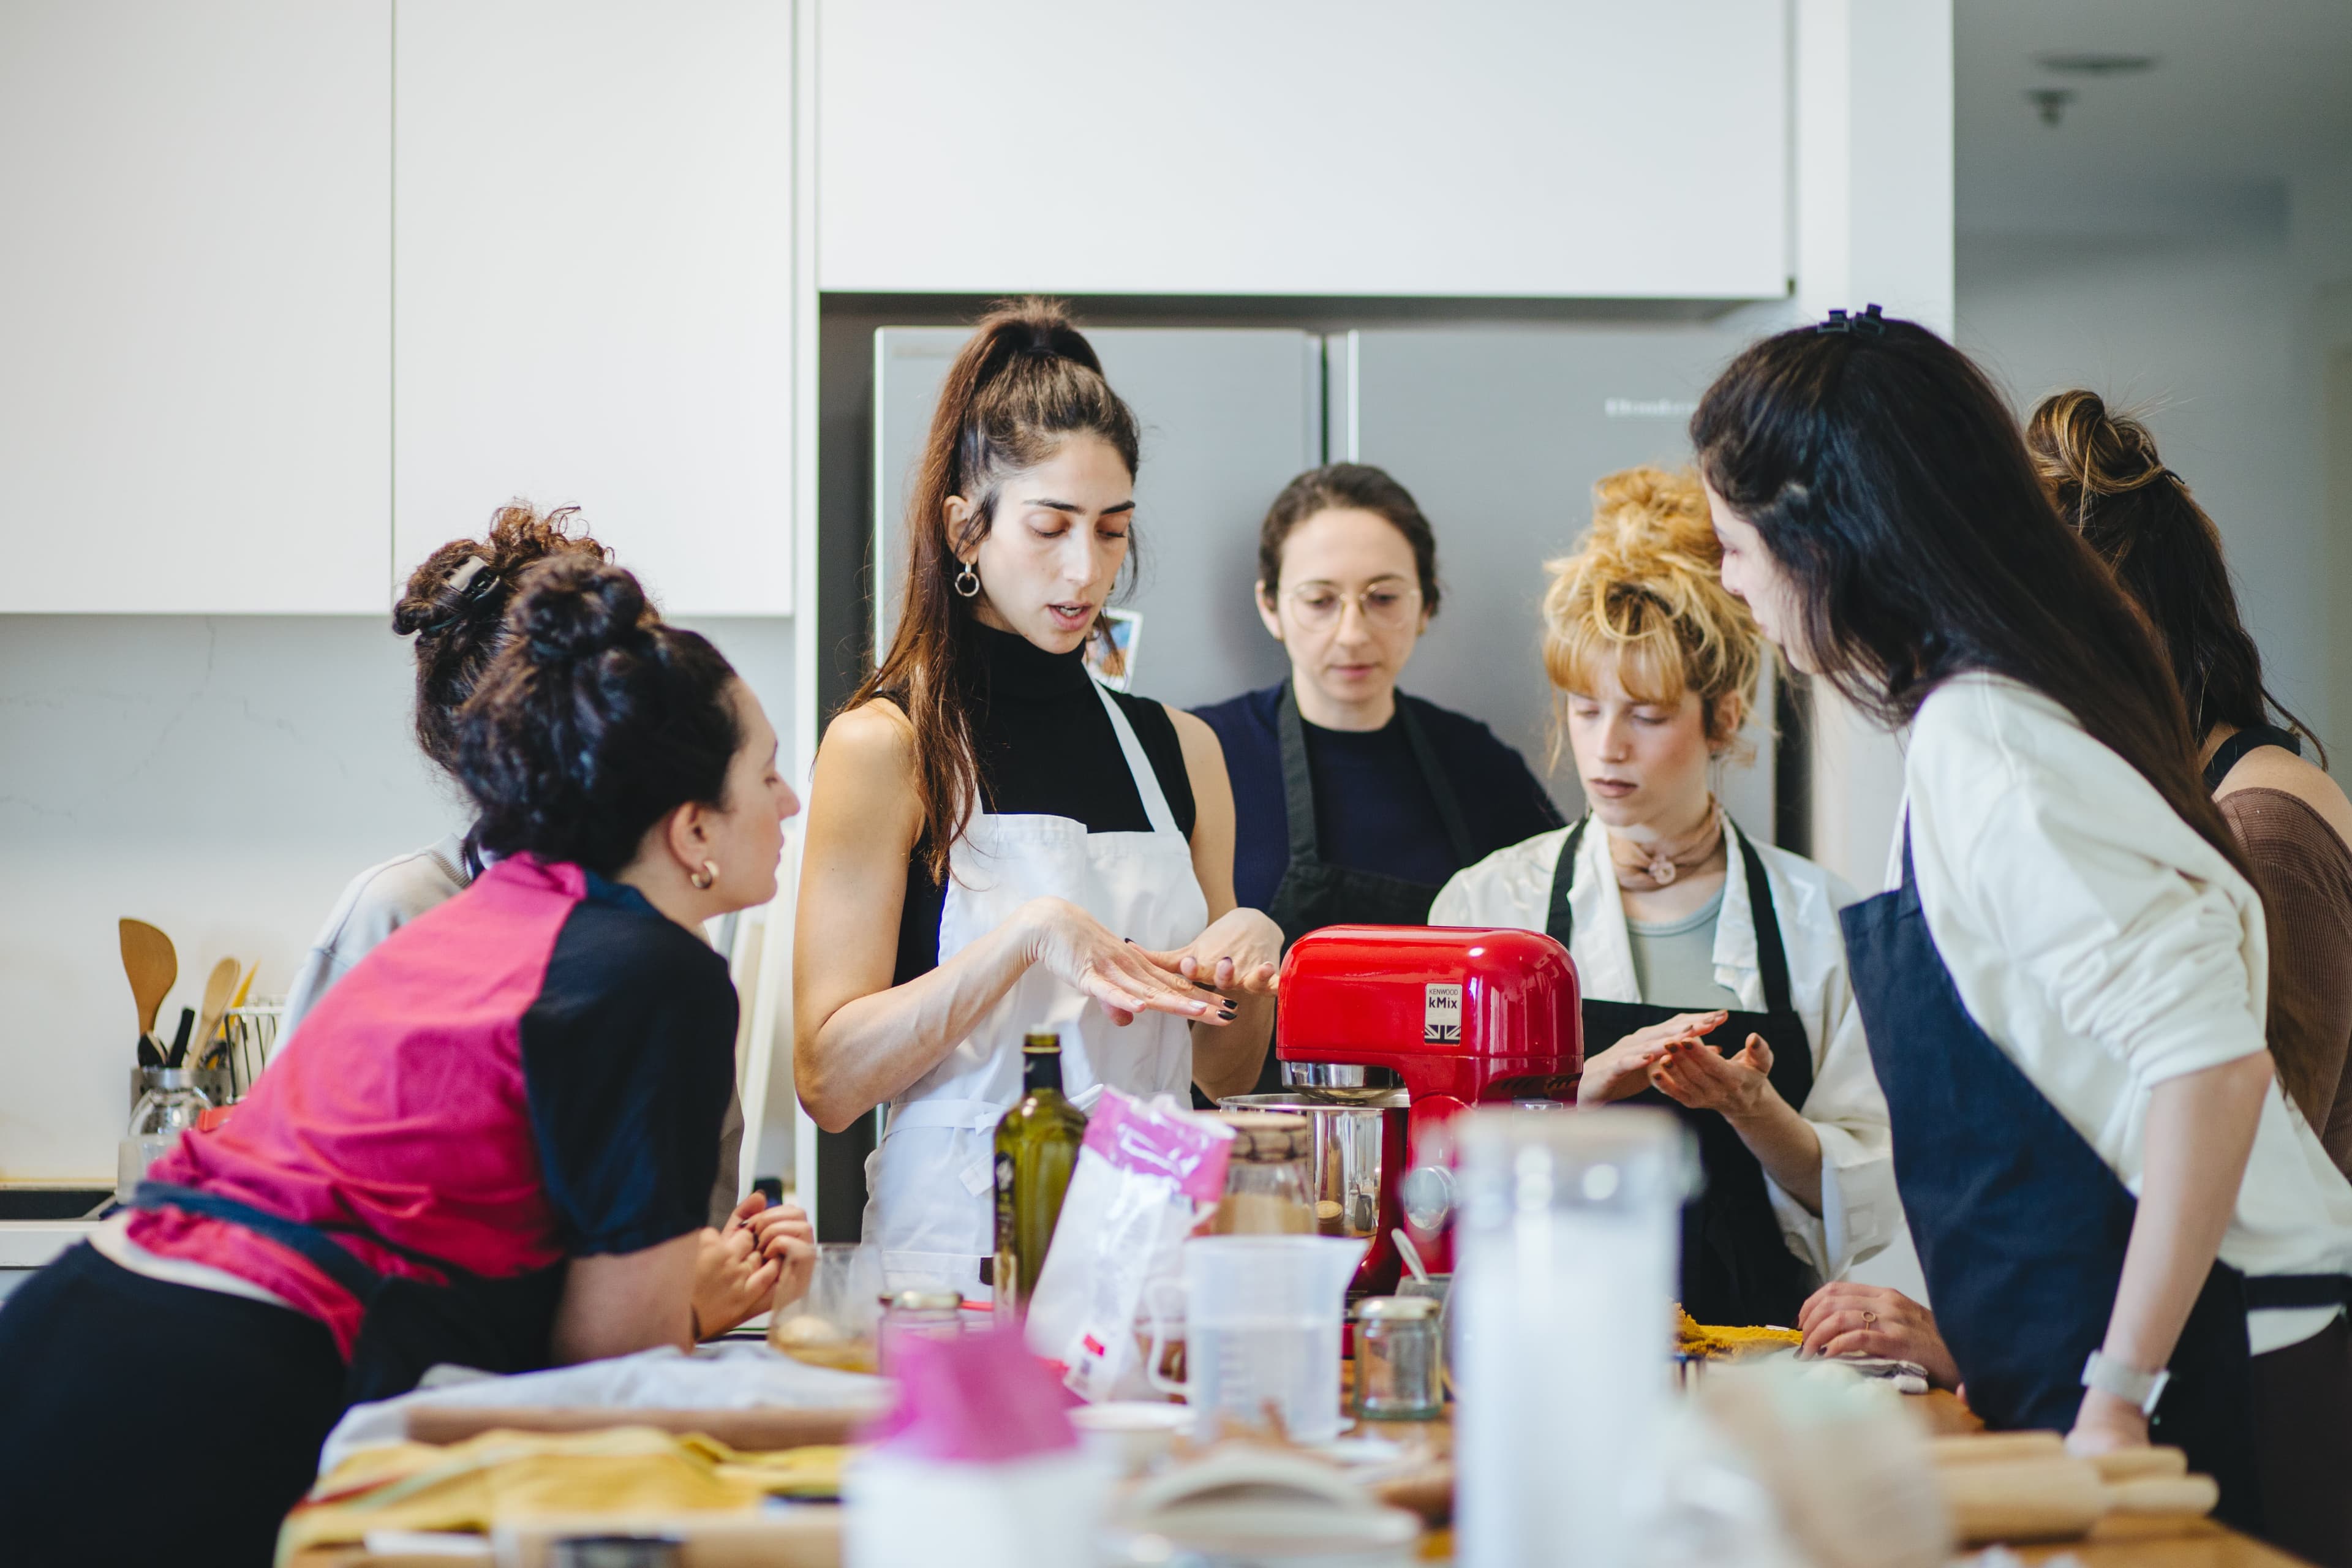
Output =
[
  {"x1": 690, "y1": 860, "x2": 717, "y2": 891},
  {"x1": 953, "y1": 564, "x2": 980, "y2": 600}
]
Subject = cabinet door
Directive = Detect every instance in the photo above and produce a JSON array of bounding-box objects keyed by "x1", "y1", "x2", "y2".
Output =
[
  {"x1": 394, "y1": 1, "x2": 795, "y2": 615},
  {"x1": 820, "y1": 0, "x2": 1787, "y2": 300},
  {"x1": 0, "y1": 1, "x2": 391, "y2": 614}
]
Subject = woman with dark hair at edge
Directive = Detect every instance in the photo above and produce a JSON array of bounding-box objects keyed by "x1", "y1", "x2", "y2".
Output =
[
  {"x1": 1694, "y1": 307, "x2": 2352, "y2": 1566},
  {"x1": 2033, "y1": 391, "x2": 2352, "y2": 1177},
  {"x1": 795, "y1": 300, "x2": 1281, "y2": 1300},
  {"x1": 1811, "y1": 393, "x2": 2352, "y2": 1553},
  {"x1": 0, "y1": 559, "x2": 812, "y2": 1566},
  {"x1": 281, "y1": 503, "x2": 804, "y2": 1339},
  {"x1": 1193, "y1": 464, "x2": 1562, "y2": 1095}
]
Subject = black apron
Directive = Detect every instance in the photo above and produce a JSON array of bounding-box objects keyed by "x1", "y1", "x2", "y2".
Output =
[
  {"x1": 1240, "y1": 681, "x2": 1479, "y2": 1097},
  {"x1": 1841, "y1": 829, "x2": 2352, "y2": 1534},
  {"x1": 130, "y1": 1180, "x2": 565, "y2": 1406},
  {"x1": 1547, "y1": 816, "x2": 1815, "y2": 1327},
  {"x1": 2204, "y1": 723, "x2": 2302, "y2": 792}
]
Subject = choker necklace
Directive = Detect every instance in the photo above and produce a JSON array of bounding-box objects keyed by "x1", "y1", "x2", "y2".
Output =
[{"x1": 1605, "y1": 802, "x2": 1725, "y2": 891}]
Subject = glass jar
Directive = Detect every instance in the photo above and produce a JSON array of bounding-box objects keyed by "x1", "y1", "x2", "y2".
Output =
[
  {"x1": 116, "y1": 1068, "x2": 212, "y2": 1202},
  {"x1": 880, "y1": 1289, "x2": 965, "y2": 1373},
  {"x1": 1354, "y1": 1295, "x2": 1444, "y2": 1420},
  {"x1": 1205, "y1": 1111, "x2": 1314, "y2": 1234}
]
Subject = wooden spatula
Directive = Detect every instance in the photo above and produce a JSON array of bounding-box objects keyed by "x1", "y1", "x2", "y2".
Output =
[
  {"x1": 194, "y1": 957, "x2": 240, "y2": 1067},
  {"x1": 119, "y1": 919, "x2": 177, "y2": 1050}
]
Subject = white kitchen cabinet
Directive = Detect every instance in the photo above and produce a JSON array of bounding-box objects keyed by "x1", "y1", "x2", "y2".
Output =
[
  {"x1": 0, "y1": 1, "x2": 393, "y2": 614},
  {"x1": 818, "y1": 0, "x2": 1789, "y2": 300},
  {"x1": 394, "y1": 1, "x2": 797, "y2": 616}
]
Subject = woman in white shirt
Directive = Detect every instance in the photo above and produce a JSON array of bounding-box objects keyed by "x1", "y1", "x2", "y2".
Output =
[
  {"x1": 1692, "y1": 306, "x2": 2352, "y2": 1564},
  {"x1": 1433, "y1": 467, "x2": 1895, "y2": 1327}
]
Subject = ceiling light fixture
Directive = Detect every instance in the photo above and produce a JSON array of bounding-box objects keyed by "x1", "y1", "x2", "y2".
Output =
[
  {"x1": 2026, "y1": 88, "x2": 2076, "y2": 127},
  {"x1": 2035, "y1": 51, "x2": 2160, "y2": 77}
]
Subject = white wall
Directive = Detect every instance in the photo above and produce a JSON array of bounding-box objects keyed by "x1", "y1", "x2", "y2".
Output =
[
  {"x1": 1956, "y1": 227, "x2": 2334, "y2": 758},
  {"x1": 0, "y1": 614, "x2": 797, "y2": 1182}
]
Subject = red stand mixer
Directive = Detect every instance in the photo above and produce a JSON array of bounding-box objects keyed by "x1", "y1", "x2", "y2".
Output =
[{"x1": 1221, "y1": 925, "x2": 1583, "y2": 1295}]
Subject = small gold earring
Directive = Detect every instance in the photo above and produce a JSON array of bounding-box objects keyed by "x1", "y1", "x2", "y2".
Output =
[{"x1": 690, "y1": 860, "x2": 718, "y2": 891}]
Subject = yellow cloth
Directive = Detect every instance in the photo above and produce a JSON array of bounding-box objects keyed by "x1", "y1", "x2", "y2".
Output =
[
  {"x1": 1674, "y1": 1304, "x2": 1804, "y2": 1360},
  {"x1": 275, "y1": 1426, "x2": 851, "y2": 1566}
]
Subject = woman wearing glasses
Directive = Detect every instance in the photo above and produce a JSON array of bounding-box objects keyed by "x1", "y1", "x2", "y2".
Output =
[{"x1": 1195, "y1": 465, "x2": 1562, "y2": 1089}]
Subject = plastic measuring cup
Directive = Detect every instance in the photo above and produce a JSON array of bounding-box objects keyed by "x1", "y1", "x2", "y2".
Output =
[{"x1": 1147, "y1": 1234, "x2": 1366, "y2": 1442}]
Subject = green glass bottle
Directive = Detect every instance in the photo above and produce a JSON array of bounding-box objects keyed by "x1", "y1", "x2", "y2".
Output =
[{"x1": 992, "y1": 1027, "x2": 1088, "y2": 1319}]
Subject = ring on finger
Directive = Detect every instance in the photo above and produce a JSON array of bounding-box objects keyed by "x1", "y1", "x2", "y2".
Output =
[{"x1": 1862, "y1": 1310, "x2": 1878, "y2": 1328}]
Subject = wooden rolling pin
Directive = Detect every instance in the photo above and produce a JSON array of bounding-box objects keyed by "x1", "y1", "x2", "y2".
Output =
[
  {"x1": 405, "y1": 1404, "x2": 869, "y2": 1451},
  {"x1": 1929, "y1": 1435, "x2": 2217, "y2": 1544}
]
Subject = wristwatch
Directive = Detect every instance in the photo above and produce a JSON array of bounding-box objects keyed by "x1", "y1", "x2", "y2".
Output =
[{"x1": 2081, "y1": 1349, "x2": 2170, "y2": 1415}]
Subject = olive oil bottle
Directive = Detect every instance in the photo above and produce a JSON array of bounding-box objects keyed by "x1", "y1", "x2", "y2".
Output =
[{"x1": 992, "y1": 1028, "x2": 1088, "y2": 1318}]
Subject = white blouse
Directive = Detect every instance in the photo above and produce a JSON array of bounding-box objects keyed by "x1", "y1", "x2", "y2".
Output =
[
  {"x1": 1901, "y1": 674, "x2": 2352, "y2": 1354},
  {"x1": 1432, "y1": 813, "x2": 1901, "y2": 1284}
]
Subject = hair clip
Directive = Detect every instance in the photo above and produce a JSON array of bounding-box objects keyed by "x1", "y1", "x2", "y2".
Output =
[
  {"x1": 1817, "y1": 304, "x2": 1887, "y2": 336},
  {"x1": 412, "y1": 556, "x2": 505, "y2": 639}
]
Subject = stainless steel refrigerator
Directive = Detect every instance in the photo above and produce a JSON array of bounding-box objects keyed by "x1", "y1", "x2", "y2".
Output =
[{"x1": 870, "y1": 321, "x2": 1773, "y2": 827}]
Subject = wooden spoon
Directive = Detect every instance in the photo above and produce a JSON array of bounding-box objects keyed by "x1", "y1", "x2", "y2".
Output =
[
  {"x1": 194, "y1": 957, "x2": 240, "y2": 1065},
  {"x1": 119, "y1": 919, "x2": 177, "y2": 1047}
]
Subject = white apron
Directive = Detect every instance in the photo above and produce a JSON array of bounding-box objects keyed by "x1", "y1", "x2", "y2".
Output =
[{"x1": 859, "y1": 680, "x2": 1208, "y2": 1298}]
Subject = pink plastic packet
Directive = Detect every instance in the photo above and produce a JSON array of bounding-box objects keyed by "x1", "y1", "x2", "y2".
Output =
[
  {"x1": 869, "y1": 1325, "x2": 1076, "y2": 1463},
  {"x1": 1020, "y1": 1090, "x2": 1232, "y2": 1401}
]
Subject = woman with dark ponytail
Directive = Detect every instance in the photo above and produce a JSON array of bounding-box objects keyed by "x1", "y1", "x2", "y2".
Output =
[
  {"x1": 2028, "y1": 391, "x2": 2352, "y2": 1179},
  {"x1": 796, "y1": 299, "x2": 1281, "y2": 1298},
  {"x1": 1692, "y1": 311, "x2": 2352, "y2": 1564},
  {"x1": 0, "y1": 560, "x2": 810, "y2": 1567}
]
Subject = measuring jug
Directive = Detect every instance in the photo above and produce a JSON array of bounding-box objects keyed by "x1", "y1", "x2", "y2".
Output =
[{"x1": 1147, "y1": 1234, "x2": 1366, "y2": 1442}]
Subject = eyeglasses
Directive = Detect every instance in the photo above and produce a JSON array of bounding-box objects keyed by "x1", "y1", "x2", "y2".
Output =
[{"x1": 1283, "y1": 582, "x2": 1423, "y2": 633}]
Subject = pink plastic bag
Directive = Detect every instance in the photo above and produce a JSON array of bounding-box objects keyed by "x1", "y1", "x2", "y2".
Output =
[{"x1": 1020, "y1": 1090, "x2": 1232, "y2": 1402}]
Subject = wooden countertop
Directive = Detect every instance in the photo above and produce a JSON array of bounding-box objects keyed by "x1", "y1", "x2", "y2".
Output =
[{"x1": 288, "y1": 1389, "x2": 2305, "y2": 1568}]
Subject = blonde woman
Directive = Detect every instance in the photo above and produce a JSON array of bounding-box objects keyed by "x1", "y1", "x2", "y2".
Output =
[{"x1": 1431, "y1": 467, "x2": 1896, "y2": 1326}]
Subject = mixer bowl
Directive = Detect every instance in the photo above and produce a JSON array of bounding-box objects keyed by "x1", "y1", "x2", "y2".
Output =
[{"x1": 1217, "y1": 1088, "x2": 1408, "y2": 1294}]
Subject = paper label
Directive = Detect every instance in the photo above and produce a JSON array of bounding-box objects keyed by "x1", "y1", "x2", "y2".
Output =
[{"x1": 1424, "y1": 982, "x2": 1463, "y2": 1044}]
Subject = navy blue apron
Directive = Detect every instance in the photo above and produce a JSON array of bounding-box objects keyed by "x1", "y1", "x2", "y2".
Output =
[
  {"x1": 1548, "y1": 816, "x2": 1816, "y2": 1327},
  {"x1": 1841, "y1": 827, "x2": 2352, "y2": 1533},
  {"x1": 1232, "y1": 680, "x2": 1479, "y2": 1098},
  {"x1": 129, "y1": 1180, "x2": 565, "y2": 1406}
]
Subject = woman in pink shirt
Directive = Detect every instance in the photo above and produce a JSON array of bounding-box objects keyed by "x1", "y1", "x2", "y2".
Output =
[{"x1": 0, "y1": 559, "x2": 807, "y2": 1566}]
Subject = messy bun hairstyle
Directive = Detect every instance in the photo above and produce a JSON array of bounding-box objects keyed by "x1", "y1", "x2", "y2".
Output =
[
  {"x1": 2026, "y1": 390, "x2": 2326, "y2": 767},
  {"x1": 1540, "y1": 466, "x2": 1762, "y2": 765},
  {"x1": 851, "y1": 297, "x2": 1144, "y2": 879},
  {"x1": 456, "y1": 557, "x2": 742, "y2": 876},
  {"x1": 393, "y1": 504, "x2": 609, "y2": 775}
]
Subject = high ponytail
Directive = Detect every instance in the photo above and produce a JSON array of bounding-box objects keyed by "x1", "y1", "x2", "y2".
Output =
[
  {"x1": 851, "y1": 297, "x2": 1142, "y2": 878},
  {"x1": 2026, "y1": 390, "x2": 2326, "y2": 767},
  {"x1": 457, "y1": 557, "x2": 741, "y2": 875}
]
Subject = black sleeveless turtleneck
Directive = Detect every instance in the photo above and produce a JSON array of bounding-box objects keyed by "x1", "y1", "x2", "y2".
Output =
[{"x1": 892, "y1": 626, "x2": 1197, "y2": 986}]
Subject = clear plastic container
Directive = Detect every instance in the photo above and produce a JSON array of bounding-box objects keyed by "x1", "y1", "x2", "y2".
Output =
[
  {"x1": 1449, "y1": 1107, "x2": 1698, "y2": 1568},
  {"x1": 1146, "y1": 1234, "x2": 1365, "y2": 1442},
  {"x1": 880, "y1": 1288, "x2": 965, "y2": 1373},
  {"x1": 1354, "y1": 1295, "x2": 1443, "y2": 1420},
  {"x1": 767, "y1": 1242, "x2": 883, "y2": 1373},
  {"x1": 1205, "y1": 1111, "x2": 1314, "y2": 1235},
  {"x1": 116, "y1": 1068, "x2": 211, "y2": 1202}
]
